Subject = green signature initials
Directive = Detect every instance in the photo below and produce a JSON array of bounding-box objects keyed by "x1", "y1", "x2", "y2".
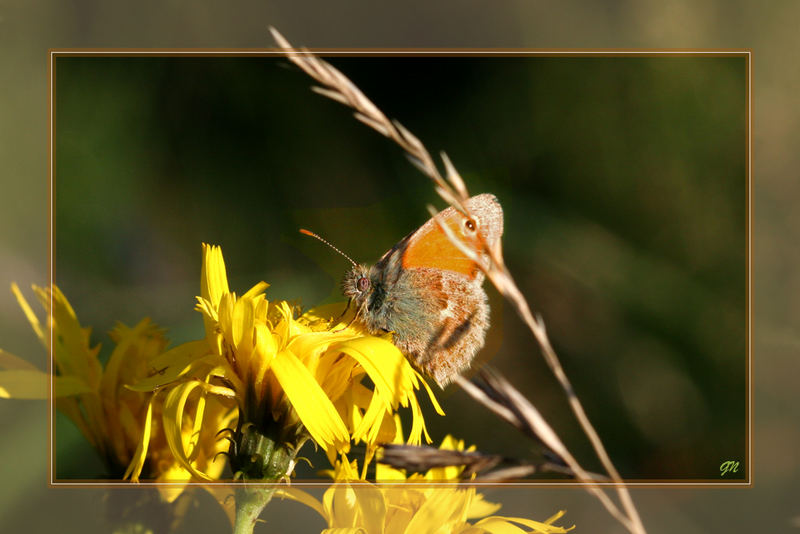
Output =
[{"x1": 719, "y1": 460, "x2": 740, "y2": 476}]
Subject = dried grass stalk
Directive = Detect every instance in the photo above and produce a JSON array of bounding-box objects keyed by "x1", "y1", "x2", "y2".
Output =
[{"x1": 271, "y1": 27, "x2": 646, "y2": 534}]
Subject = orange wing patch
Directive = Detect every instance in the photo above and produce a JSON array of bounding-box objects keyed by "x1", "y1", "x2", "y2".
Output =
[{"x1": 402, "y1": 211, "x2": 481, "y2": 279}]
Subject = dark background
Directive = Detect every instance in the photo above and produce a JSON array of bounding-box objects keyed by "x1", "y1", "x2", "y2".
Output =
[{"x1": 53, "y1": 55, "x2": 746, "y2": 481}]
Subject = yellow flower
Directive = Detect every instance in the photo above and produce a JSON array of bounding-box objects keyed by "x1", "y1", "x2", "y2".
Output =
[
  {"x1": 128, "y1": 243, "x2": 442, "y2": 484},
  {"x1": 280, "y1": 423, "x2": 573, "y2": 534},
  {"x1": 0, "y1": 284, "x2": 230, "y2": 502}
]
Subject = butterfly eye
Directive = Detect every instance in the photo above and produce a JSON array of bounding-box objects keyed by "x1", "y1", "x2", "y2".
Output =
[
  {"x1": 463, "y1": 218, "x2": 477, "y2": 233},
  {"x1": 357, "y1": 276, "x2": 370, "y2": 292}
]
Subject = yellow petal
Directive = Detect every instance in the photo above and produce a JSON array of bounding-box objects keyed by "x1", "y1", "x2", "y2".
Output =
[
  {"x1": 375, "y1": 416, "x2": 407, "y2": 481},
  {"x1": 242, "y1": 281, "x2": 269, "y2": 300},
  {"x1": 351, "y1": 482, "x2": 387, "y2": 533},
  {"x1": 0, "y1": 370, "x2": 92, "y2": 399},
  {"x1": 331, "y1": 455, "x2": 361, "y2": 481},
  {"x1": 374, "y1": 409, "x2": 401, "y2": 447},
  {"x1": 0, "y1": 348, "x2": 40, "y2": 371},
  {"x1": 270, "y1": 349, "x2": 350, "y2": 452},
  {"x1": 54, "y1": 375, "x2": 94, "y2": 397},
  {"x1": 274, "y1": 487, "x2": 327, "y2": 520},
  {"x1": 126, "y1": 341, "x2": 215, "y2": 391},
  {"x1": 10, "y1": 283, "x2": 47, "y2": 348},
  {"x1": 231, "y1": 294, "x2": 260, "y2": 371},
  {"x1": 417, "y1": 372, "x2": 445, "y2": 416},
  {"x1": 326, "y1": 483, "x2": 359, "y2": 527},
  {"x1": 123, "y1": 396, "x2": 154, "y2": 482},
  {"x1": 195, "y1": 296, "x2": 219, "y2": 322},
  {"x1": 32, "y1": 285, "x2": 104, "y2": 396},
  {"x1": 162, "y1": 381, "x2": 215, "y2": 481},
  {"x1": 272, "y1": 301, "x2": 294, "y2": 346},
  {"x1": 187, "y1": 381, "x2": 209, "y2": 463},
  {"x1": 403, "y1": 488, "x2": 470, "y2": 534},
  {"x1": 250, "y1": 323, "x2": 278, "y2": 399},
  {"x1": 99, "y1": 318, "x2": 154, "y2": 403},
  {"x1": 406, "y1": 388, "x2": 430, "y2": 446},
  {"x1": 375, "y1": 460, "x2": 406, "y2": 482},
  {"x1": 301, "y1": 302, "x2": 350, "y2": 325},
  {"x1": 0, "y1": 370, "x2": 47, "y2": 399},
  {"x1": 351, "y1": 391, "x2": 390, "y2": 447},
  {"x1": 218, "y1": 293, "x2": 236, "y2": 352},
  {"x1": 288, "y1": 330, "x2": 357, "y2": 365},
  {"x1": 465, "y1": 493, "x2": 502, "y2": 519},
  {"x1": 463, "y1": 519, "x2": 527, "y2": 534},
  {"x1": 472, "y1": 515, "x2": 571, "y2": 534},
  {"x1": 201, "y1": 243, "x2": 230, "y2": 306},
  {"x1": 155, "y1": 463, "x2": 192, "y2": 503},
  {"x1": 542, "y1": 511, "x2": 567, "y2": 525},
  {"x1": 330, "y1": 337, "x2": 409, "y2": 409}
]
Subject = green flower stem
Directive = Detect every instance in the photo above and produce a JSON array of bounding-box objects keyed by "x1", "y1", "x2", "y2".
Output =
[
  {"x1": 231, "y1": 421, "x2": 297, "y2": 534},
  {"x1": 233, "y1": 486, "x2": 276, "y2": 534}
]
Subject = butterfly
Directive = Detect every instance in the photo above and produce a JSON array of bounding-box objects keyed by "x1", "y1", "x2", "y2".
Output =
[{"x1": 305, "y1": 194, "x2": 504, "y2": 387}]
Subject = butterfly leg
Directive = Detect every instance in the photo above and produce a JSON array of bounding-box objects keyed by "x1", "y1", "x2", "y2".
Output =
[{"x1": 332, "y1": 299, "x2": 359, "y2": 333}]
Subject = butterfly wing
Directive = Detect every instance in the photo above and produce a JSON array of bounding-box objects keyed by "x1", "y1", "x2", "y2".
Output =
[
  {"x1": 398, "y1": 193, "x2": 504, "y2": 278},
  {"x1": 367, "y1": 194, "x2": 504, "y2": 387},
  {"x1": 384, "y1": 267, "x2": 489, "y2": 387}
]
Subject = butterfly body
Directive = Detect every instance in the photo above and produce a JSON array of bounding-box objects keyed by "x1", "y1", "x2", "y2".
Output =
[{"x1": 342, "y1": 194, "x2": 503, "y2": 387}]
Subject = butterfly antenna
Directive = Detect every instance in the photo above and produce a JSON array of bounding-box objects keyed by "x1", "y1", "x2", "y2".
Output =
[{"x1": 299, "y1": 228, "x2": 358, "y2": 268}]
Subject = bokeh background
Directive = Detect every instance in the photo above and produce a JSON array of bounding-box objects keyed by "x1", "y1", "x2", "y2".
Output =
[
  {"x1": 51, "y1": 54, "x2": 747, "y2": 482},
  {"x1": 1, "y1": 2, "x2": 795, "y2": 533}
]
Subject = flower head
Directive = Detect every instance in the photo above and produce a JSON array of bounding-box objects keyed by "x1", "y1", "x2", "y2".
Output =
[
  {"x1": 281, "y1": 422, "x2": 573, "y2": 534},
  {"x1": 0, "y1": 284, "x2": 229, "y2": 501},
  {"x1": 129, "y1": 244, "x2": 442, "y2": 483}
]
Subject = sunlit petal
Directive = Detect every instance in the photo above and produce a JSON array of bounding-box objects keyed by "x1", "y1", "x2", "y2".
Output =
[{"x1": 271, "y1": 349, "x2": 350, "y2": 451}]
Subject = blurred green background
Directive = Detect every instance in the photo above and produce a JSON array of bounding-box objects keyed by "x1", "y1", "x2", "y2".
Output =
[
  {"x1": 2, "y1": 1, "x2": 797, "y2": 533},
  {"x1": 52, "y1": 55, "x2": 746, "y2": 482}
]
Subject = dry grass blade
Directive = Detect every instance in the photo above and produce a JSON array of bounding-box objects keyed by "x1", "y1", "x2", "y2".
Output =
[
  {"x1": 379, "y1": 443, "x2": 585, "y2": 482},
  {"x1": 379, "y1": 444, "x2": 503, "y2": 478},
  {"x1": 270, "y1": 27, "x2": 646, "y2": 534},
  {"x1": 456, "y1": 370, "x2": 628, "y2": 523},
  {"x1": 310, "y1": 86, "x2": 350, "y2": 106},
  {"x1": 474, "y1": 463, "x2": 582, "y2": 482},
  {"x1": 455, "y1": 370, "x2": 568, "y2": 459},
  {"x1": 441, "y1": 152, "x2": 469, "y2": 199},
  {"x1": 474, "y1": 465, "x2": 538, "y2": 482},
  {"x1": 269, "y1": 27, "x2": 471, "y2": 216}
]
